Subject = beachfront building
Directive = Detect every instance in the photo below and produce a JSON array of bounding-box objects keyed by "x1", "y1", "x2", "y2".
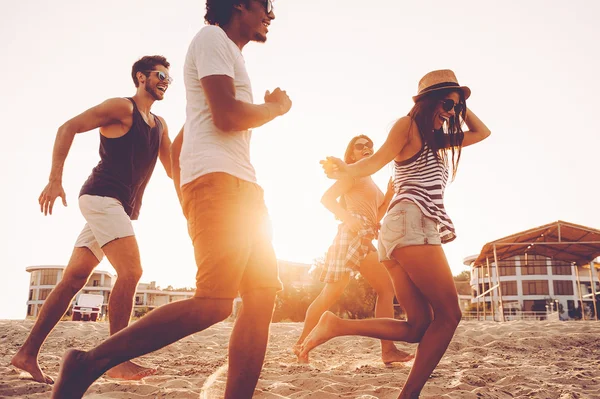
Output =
[
  {"x1": 278, "y1": 260, "x2": 314, "y2": 288},
  {"x1": 464, "y1": 221, "x2": 600, "y2": 321},
  {"x1": 25, "y1": 265, "x2": 193, "y2": 319},
  {"x1": 25, "y1": 260, "x2": 313, "y2": 320}
]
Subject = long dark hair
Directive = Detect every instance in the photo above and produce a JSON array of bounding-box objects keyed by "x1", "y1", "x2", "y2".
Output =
[{"x1": 408, "y1": 88, "x2": 466, "y2": 180}]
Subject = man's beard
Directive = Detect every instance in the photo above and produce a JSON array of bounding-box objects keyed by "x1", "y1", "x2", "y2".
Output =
[{"x1": 144, "y1": 82, "x2": 161, "y2": 101}]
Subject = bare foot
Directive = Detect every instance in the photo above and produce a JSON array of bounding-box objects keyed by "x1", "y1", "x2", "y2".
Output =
[
  {"x1": 292, "y1": 344, "x2": 309, "y2": 363},
  {"x1": 11, "y1": 349, "x2": 54, "y2": 384},
  {"x1": 381, "y1": 347, "x2": 414, "y2": 365},
  {"x1": 298, "y1": 311, "x2": 340, "y2": 359},
  {"x1": 106, "y1": 360, "x2": 157, "y2": 380},
  {"x1": 52, "y1": 349, "x2": 105, "y2": 399}
]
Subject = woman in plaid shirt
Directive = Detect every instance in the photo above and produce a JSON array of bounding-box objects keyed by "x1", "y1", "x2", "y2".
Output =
[{"x1": 293, "y1": 135, "x2": 413, "y2": 365}]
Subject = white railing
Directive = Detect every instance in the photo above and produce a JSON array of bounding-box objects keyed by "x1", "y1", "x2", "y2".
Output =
[{"x1": 461, "y1": 310, "x2": 552, "y2": 321}]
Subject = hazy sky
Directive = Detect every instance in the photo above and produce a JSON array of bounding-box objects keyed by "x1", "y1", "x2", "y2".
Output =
[{"x1": 2, "y1": 0, "x2": 599, "y2": 319}]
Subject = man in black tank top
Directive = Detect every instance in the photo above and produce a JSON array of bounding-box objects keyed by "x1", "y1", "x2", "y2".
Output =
[{"x1": 11, "y1": 56, "x2": 173, "y2": 384}]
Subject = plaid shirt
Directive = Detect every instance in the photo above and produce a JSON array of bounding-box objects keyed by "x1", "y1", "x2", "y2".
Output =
[{"x1": 320, "y1": 213, "x2": 379, "y2": 283}]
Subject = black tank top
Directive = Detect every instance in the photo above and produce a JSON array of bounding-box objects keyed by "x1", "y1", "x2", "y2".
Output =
[{"x1": 79, "y1": 98, "x2": 162, "y2": 220}]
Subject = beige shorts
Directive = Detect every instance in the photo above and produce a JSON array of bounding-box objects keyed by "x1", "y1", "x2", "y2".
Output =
[
  {"x1": 378, "y1": 200, "x2": 442, "y2": 262},
  {"x1": 74, "y1": 195, "x2": 135, "y2": 261}
]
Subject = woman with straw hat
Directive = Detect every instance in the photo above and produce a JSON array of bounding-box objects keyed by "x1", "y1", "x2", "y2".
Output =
[{"x1": 300, "y1": 69, "x2": 491, "y2": 398}]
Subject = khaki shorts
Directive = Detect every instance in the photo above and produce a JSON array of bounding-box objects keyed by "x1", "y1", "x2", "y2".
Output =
[
  {"x1": 378, "y1": 200, "x2": 442, "y2": 262},
  {"x1": 74, "y1": 195, "x2": 135, "y2": 261},
  {"x1": 182, "y1": 173, "x2": 282, "y2": 299}
]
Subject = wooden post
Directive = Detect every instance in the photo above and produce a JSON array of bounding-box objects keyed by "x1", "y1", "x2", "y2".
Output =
[
  {"x1": 476, "y1": 266, "x2": 480, "y2": 321},
  {"x1": 486, "y1": 257, "x2": 496, "y2": 322},
  {"x1": 493, "y1": 245, "x2": 506, "y2": 322},
  {"x1": 482, "y1": 264, "x2": 487, "y2": 321},
  {"x1": 574, "y1": 264, "x2": 585, "y2": 321},
  {"x1": 588, "y1": 261, "x2": 598, "y2": 321}
]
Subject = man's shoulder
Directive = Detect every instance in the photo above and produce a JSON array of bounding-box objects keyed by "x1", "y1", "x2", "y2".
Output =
[
  {"x1": 194, "y1": 24, "x2": 226, "y2": 42},
  {"x1": 101, "y1": 97, "x2": 134, "y2": 116}
]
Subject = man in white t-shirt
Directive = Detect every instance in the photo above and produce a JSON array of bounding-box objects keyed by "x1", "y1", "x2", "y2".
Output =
[{"x1": 52, "y1": 1, "x2": 292, "y2": 398}]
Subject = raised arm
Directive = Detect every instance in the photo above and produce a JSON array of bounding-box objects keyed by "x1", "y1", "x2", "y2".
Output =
[
  {"x1": 157, "y1": 116, "x2": 172, "y2": 179},
  {"x1": 461, "y1": 108, "x2": 491, "y2": 147},
  {"x1": 322, "y1": 116, "x2": 411, "y2": 181},
  {"x1": 39, "y1": 98, "x2": 133, "y2": 215},
  {"x1": 201, "y1": 75, "x2": 291, "y2": 132}
]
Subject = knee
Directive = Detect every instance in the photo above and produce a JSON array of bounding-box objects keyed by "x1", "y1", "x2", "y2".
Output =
[
  {"x1": 406, "y1": 313, "x2": 433, "y2": 343},
  {"x1": 60, "y1": 272, "x2": 89, "y2": 293},
  {"x1": 117, "y1": 266, "x2": 143, "y2": 283},
  {"x1": 436, "y1": 304, "x2": 462, "y2": 330},
  {"x1": 214, "y1": 301, "x2": 234, "y2": 322}
]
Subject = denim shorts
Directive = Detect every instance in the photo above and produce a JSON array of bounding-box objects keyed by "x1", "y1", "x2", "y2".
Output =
[{"x1": 378, "y1": 200, "x2": 442, "y2": 262}]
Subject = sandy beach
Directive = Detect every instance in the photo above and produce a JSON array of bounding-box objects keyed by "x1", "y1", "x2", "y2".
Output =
[{"x1": 1, "y1": 319, "x2": 599, "y2": 398}]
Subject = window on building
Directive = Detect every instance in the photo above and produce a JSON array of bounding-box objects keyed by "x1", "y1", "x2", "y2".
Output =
[
  {"x1": 522, "y1": 280, "x2": 549, "y2": 295},
  {"x1": 521, "y1": 265, "x2": 548, "y2": 275},
  {"x1": 478, "y1": 282, "x2": 491, "y2": 296},
  {"x1": 501, "y1": 281, "x2": 518, "y2": 296},
  {"x1": 27, "y1": 304, "x2": 33, "y2": 316},
  {"x1": 38, "y1": 289, "x2": 52, "y2": 301},
  {"x1": 29, "y1": 290, "x2": 35, "y2": 300},
  {"x1": 551, "y1": 264, "x2": 572, "y2": 275},
  {"x1": 522, "y1": 299, "x2": 547, "y2": 312},
  {"x1": 553, "y1": 280, "x2": 574, "y2": 295},
  {"x1": 499, "y1": 266, "x2": 517, "y2": 276},
  {"x1": 520, "y1": 255, "x2": 549, "y2": 275},
  {"x1": 39, "y1": 270, "x2": 59, "y2": 285},
  {"x1": 92, "y1": 280, "x2": 100, "y2": 287}
]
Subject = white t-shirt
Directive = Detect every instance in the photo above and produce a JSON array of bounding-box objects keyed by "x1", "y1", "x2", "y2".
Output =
[{"x1": 180, "y1": 25, "x2": 256, "y2": 186}]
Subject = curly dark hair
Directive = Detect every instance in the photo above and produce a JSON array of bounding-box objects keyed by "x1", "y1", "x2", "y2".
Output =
[
  {"x1": 205, "y1": 0, "x2": 251, "y2": 26},
  {"x1": 131, "y1": 55, "x2": 170, "y2": 88}
]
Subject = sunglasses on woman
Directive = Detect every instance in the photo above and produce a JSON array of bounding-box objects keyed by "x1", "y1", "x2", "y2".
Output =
[
  {"x1": 257, "y1": 0, "x2": 274, "y2": 13},
  {"x1": 441, "y1": 99, "x2": 464, "y2": 114},
  {"x1": 354, "y1": 141, "x2": 373, "y2": 151},
  {"x1": 144, "y1": 70, "x2": 174, "y2": 84}
]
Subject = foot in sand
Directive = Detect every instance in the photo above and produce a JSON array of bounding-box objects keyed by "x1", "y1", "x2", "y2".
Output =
[
  {"x1": 52, "y1": 349, "x2": 105, "y2": 398},
  {"x1": 381, "y1": 347, "x2": 414, "y2": 365},
  {"x1": 298, "y1": 311, "x2": 340, "y2": 359},
  {"x1": 292, "y1": 344, "x2": 309, "y2": 364},
  {"x1": 106, "y1": 360, "x2": 157, "y2": 380},
  {"x1": 11, "y1": 349, "x2": 54, "y2": 384}
]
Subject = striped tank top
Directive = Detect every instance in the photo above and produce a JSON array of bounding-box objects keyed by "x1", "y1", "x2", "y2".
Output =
[{"x1": 388, "y1": 143, "x2": 456, "y2": 243}]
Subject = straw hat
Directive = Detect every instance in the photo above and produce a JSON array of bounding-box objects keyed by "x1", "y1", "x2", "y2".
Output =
[{"x1": 412, "y1": 69, "x2": 471, "y2": 102}]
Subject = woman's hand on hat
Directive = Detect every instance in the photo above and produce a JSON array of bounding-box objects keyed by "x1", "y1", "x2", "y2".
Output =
[{"x1": 320, "y1": 156, "x2": 348, "y2": 179}]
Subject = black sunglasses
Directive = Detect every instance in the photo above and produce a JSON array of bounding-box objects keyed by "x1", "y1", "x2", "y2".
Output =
[
  {"x1": 144, "y1": 70, "x2": 173, "y2": 84},
  {"x1": 263, "y1": 0, "x2": 274, "y2": 13},
  {"x1": 441, "y1": 99, "x2": 464, "y2": 114},
  {"x1": 354, "y1": 141, "x2": 373, "y2": 151}
]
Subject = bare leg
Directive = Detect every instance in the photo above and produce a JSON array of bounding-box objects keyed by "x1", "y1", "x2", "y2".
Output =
[
  {"x1": 100, "y1": 236, "x2": 154, "y2": 380},
  {"x1": 11, "y1": 247, "x2": 99, "y2": 384},
  {"x1": 225, "y1": 288, "x2": 277, "y2": 399},
  {"x1": 359, "y1": 251, "x2": 414, "y2": 364},
  {"x1": 392, "y1": 246, "x2": 461, "y2": 398},
  {"x1": 293, "y1": 274, "x2": 349, "y2": 362},
  {"x1": 51, "y1": 296, "x2": 233, "y2": 399},
  {"x1": 300, "y1": 246, "x2": 461, "y2": 399},
  {"x1": 299, "y1": 259, "x2": 432, "y2": 354}
]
